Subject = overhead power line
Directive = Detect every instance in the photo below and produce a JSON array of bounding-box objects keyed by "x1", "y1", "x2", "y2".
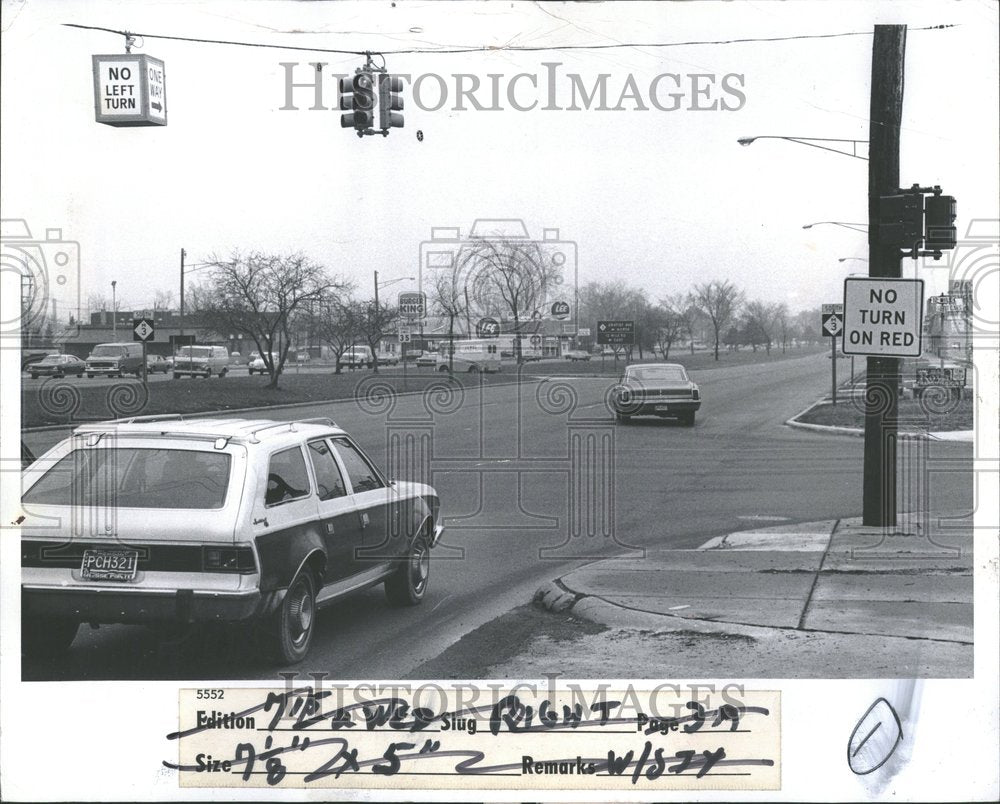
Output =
[{"x1": 62, "y1": 22, "x2": 958, "y2": 58}]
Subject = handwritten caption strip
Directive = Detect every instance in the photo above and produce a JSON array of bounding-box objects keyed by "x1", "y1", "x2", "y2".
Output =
[{"x1": 170, "y1": 687, "x2": 780, "y2": 790}]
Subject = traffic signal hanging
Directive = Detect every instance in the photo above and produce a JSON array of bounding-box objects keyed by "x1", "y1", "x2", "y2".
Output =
[
  {"x1": 378, "y1": 74, "x2": 404, "y2": 134},
  {"x1": 339, "y1": 70, "x2": 375, "y2": 135}
]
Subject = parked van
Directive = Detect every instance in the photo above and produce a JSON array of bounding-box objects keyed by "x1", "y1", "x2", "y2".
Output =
[
  {"x1": 85, "y1": 342, "x2": 144, "y2": 378},
  {"x1": 173, "y1": 345, "x2": 231, "y2": 379},
  {"x1": 437, "y1": 339, "x2": 501, "y2": 373},
  {"x1": 339, "y1": 345, "x2": 375, "y2": 369}
]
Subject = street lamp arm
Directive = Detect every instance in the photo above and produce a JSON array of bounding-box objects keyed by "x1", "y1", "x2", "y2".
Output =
[
  {"x1": 802, "y1": 221, "x2": 869, "y2": 233},
  {"x1": 738, "y1": 135, "x2": 869, "y2": 161}
]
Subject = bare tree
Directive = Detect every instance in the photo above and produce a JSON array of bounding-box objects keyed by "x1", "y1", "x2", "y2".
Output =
[
  {"x1": 775, "y1": 303, "x2": 791, "y2": 353},
  {"x1": 691, "y1": 280, "x2": 744, "y2": 361},
  {"x1": 87, "y1": 293, "x2": 110, "y2": 318},
  {"x1": 153, "y1": 289, "x2": 175, "y2": 311},
  {"x1": 579, "y1": 280, "x2": 648, "y2": 362},
  {"x1": 458, "y1": 236, "x2": 561, "y2": 362},
  {"x1": 429, "y1": 266, "x2": 468, "y2": 373},
  {"x1": 662, "y1": 293, "x2": 700, "y2": 355},
  {"x1": 354, "y1": 298, "x2": 399, "y2": 374},
  {"x1": 652, "y1": 304, "x2": 684, "y2": 359},
  {"x1": 191, "y1": 250, "x2": 347, "y2": 388},
  {"x1": 309, "y1": 294, "x2": 360, "y2": 374},
  {"x1": 744, "y1": 300, "x2": 783, "y2": 354}
]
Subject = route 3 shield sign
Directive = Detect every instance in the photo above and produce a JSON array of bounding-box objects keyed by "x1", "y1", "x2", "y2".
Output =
[{"x1": 132, "y1": 318, "x2": 155, "y2": 342}]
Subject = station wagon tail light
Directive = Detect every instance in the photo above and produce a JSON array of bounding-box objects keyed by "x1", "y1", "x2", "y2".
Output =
[{"x1": 202, "y1": 546, "x2": 256, "y2": 573}]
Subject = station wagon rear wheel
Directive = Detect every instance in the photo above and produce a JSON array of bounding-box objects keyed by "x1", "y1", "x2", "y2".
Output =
[
  {"x1": 385, "y1": 532, "x2": 430, "y2": 606},
  {"x1": 272, "y1": 570, "x2": 316, "y2": 664}
]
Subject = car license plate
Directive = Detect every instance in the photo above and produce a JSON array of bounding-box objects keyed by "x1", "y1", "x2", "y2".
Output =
[
  {"x1": 80, "y1": 549, "x2": 139, "y2": 582},
  {"x1": 655, "y1": 405, "x2": 672, "y2": 412}
]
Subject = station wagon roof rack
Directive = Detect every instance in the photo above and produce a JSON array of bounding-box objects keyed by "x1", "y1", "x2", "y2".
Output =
[
  {"x1": 245, "y1": 417, "x2": 338, "y2": 443},
  {"x1": 71, "y1": 416, "x2": 341, "y2": 445},
  {"x1": 113, "y1": 413, "x2": 186, "y2": 424}
]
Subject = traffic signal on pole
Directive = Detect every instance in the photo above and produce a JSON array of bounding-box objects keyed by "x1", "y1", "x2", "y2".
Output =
[
  {"x1": 339, "y1": 71, "x2": 375, "y2": 133},
  {"x1": 378, "y1": 74, "x2": 404, "y2": 132},
  {"x1": 878, "y1": 192, "x2": 925, "y2": 250},
  {"x1": 924, "y1": 194, "x2": 957, "y2": 252}
]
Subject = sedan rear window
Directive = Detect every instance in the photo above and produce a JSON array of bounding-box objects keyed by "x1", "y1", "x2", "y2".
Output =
[
  {"x1": 22, "y1": 448, "x2": 231, "y2": 509},
  {"x1": 627, "y1": 366, "x2": 687, "y2": 383}
]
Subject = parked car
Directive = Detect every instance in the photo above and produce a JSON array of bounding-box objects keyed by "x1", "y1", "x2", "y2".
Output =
[
  {"x1": 248, "y1": 352, "x2": 278, "y2": 375},
  {"x1": 610, "y1": 363, "x2": 701, "y2": 426},
  {"x1": 85, "y1": 342, "x2": 144, "y2": 378},
  {"x1": 173, "y1": 345, "x2": 231, "y2": 379},
  {"x1": 146, "y1": 355, "x2": 171, "y2": 374},
  {"x1": 376, "y1": 352, "x2": 400, "y2": 366},
  {"x1": 29, "y1": 354, "x2": 86, "y2": 379},
  {"x1": 339, "y1": 345, "x2": 375, "y2": 369},
  {"x1": 19, "y1": 415, "x2": 444, "y2": 664},
  {"x1": 563, "y1": 350, "x2": 591, "y2": 362},
  {"x1": 415, "y1": 351, "x2": 438, "y2": 367}
]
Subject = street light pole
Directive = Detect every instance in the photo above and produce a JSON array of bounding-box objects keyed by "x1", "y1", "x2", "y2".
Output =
[
  {"x1": 111, "y1": 280, "x2": 117, "y2": 337},
  {"x1": 863, "y1": 24, "x2": 906, "y2": 528},
  {"x1": 179, "y1": 248, "x2": 186, "y2": 340}
]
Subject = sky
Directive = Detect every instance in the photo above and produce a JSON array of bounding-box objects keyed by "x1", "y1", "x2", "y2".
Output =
[{"x1": 2, "y1": 0, "x2": 998, "y2": 323}]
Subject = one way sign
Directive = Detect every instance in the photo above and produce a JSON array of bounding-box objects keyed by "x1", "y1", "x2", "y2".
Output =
[{"x1": 821, "y1": 304, "x2": 844, "y2": 337}]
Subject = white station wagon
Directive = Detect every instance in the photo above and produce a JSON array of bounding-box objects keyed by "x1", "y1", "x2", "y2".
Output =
[{"x1": 20, "y1": 416, "x2": 444, "y2": 664}]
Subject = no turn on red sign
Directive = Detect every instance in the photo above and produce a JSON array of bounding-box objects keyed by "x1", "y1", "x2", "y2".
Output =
[{"x1": 842, "y1": 278, "x2": 924, "y2": 357}]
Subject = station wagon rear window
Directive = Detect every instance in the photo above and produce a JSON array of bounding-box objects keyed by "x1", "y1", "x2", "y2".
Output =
[{"x1": 22, "y1": 448, "x2": 232, "y2": 509}]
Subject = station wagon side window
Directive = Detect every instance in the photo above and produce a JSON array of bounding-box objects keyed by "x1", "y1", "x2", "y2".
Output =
[
  {"x1": 331, "y1": 438, "x2": 385, "y2": 493},
  {"x1": 307, "y1": 439, "x2": 348, "y2": 501},
  {"x1": 265, "y1": 446, "x2": 311, "y2": 506}
]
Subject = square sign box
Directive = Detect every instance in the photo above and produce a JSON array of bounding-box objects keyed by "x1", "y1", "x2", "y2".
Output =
[
  {"x1": 92, "y1": 54, "x2": 167, "y2": 126},
  {"x1": 842, "y1": 277, "x2": 924, "y2": 357}
]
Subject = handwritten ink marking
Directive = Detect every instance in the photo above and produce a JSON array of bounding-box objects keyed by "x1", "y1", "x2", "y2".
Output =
[{"x1": 847, "y1": 698, "x2": 903, "y2": 775}]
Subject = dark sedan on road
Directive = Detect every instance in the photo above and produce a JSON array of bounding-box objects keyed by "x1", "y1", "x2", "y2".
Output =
[
  {"x1": 28, "y1": 354, "x2": 86, "y2": 380},
  {"x1": 611, "y1": 363, "x2": 701, "y2": 425}
]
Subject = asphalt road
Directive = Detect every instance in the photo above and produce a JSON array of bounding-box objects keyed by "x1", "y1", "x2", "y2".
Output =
[{"x1": 21, "y1": 352, "x2": 972, "y2": 681}]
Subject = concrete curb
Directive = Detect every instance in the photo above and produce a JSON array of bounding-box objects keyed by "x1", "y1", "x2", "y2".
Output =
[
  {"x1": 784, "y1": 400, "x2": 973, "y2": 443},
  {"x1": 533, "y1": 580, "x2": 776, "y2": 640}
]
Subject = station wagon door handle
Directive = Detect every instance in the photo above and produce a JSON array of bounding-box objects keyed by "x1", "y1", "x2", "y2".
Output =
[{"x1": 360, "y1": 512, "x2": 370, "y2": 528}]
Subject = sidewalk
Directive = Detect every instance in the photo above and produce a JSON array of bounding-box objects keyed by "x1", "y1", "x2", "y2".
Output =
[{"x1": 530, "y1": 516, "x2": 973, "y2": 677}]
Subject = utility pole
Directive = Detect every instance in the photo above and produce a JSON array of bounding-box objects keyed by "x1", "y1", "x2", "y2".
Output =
[
  {"x1": 863, "y1": 24, "x2": 906, "y2": 527},
  {"x1": 179, "y1": 248, "x2": 186, "y2": 340},
  {"x1": 111, "y1": 280, "x2": 117, "y2": 338},
  {"x1": 372, "y1": 269, "x2": 380, "y2": 374}
]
